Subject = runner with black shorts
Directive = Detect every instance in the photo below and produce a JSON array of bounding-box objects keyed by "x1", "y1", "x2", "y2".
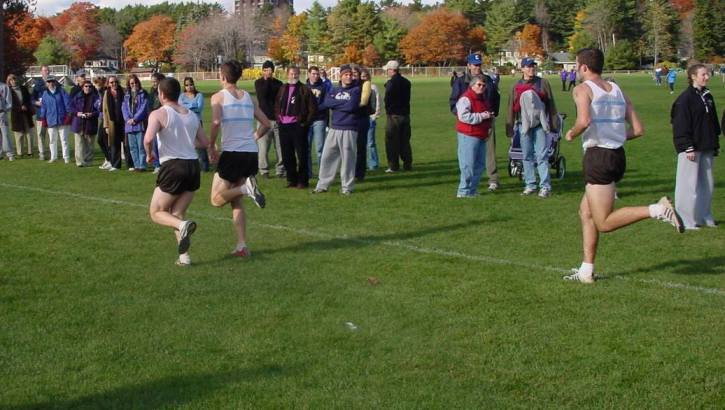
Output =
[
  {"x1": 208, "y1": 60, "x2": 271, "y2": 258},
  {"x1": 144, "y1": 77, "x2": 209, "y2": 266},
  {"x1": 563, "y1": 48, "x2": 684, "y2": 284}
]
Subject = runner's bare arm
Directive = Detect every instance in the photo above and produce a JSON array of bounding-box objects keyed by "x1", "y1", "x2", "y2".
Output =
[
  {"x1": 195, "y1": 121, "x2": 210, "y2": 149},
  {"x1": 143, "y1": 109, "x2": 165, "y2": 163},
  {"x1": 623, "y1": 93, "x2": 644, "y2": 140},
  {"x1": 253, "y1": 102, "x2": 270, "y2": 140},
  {"x1": 208, "y1": 92, "x2": 222, "y2": 162},
  {"x1": 565, "y1": 83, "x2": 592, "y2": 141}
]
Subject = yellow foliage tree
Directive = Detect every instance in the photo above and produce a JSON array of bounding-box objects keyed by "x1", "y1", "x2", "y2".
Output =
[
  {"x1": 268, "y1": 13, "x2": 307, "y2": 67},
  {"x1": 124, "y1": 15, "x2": 176, "y2": 69}
]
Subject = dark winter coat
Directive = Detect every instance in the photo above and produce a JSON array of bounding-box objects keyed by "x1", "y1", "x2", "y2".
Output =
[
  {"x1": 671, "y1": 86, "x2": 721, "y2": 153},
  {"x1": 9, "y1": 85, "x2": 35, "y2": 133},
  {"x1": 70, "y1": 90, "x2": 100, "y2": 135}
]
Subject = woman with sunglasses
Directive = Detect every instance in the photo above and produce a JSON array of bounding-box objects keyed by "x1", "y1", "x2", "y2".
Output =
[
  {"x1": 179, "y1": 77, "x2": 208, "y2": 171},
  {"x1": 122, "y1": 74, "x2": 149, "y2": 171},
  {"x1": 70, "y1": 80, "x2": 100, "y2": 167},
  {"x1": 454, "y1": 75, "x2": 494, "y2": 198}
]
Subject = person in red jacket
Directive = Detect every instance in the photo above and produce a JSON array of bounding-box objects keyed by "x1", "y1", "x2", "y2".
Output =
[{"x1": 455, "y1": 75, "x2": 494, "y2": 198}]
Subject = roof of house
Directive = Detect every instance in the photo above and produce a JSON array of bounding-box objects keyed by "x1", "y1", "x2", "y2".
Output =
[{"x1": 549, "y1": 52, "x2": 575, "y2": 63}]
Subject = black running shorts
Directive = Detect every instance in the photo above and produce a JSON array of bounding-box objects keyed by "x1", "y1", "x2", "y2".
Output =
[
  {"x1": 217, "y1": 151, "x2": 258, "y2": 183},
  {"x1": 156, "y1": 159, "x2": 201, "y2": 194},
  {"x1": 583, "y1": 146, "x2": 626, "y2": 185}
]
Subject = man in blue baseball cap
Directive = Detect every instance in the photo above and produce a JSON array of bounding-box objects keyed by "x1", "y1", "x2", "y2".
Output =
[
  {"x1": 449, "y1": 52, "x2": 501, "y2": 193},
  {"x1": 506, "y1": 56, "x2": 560, "y2": 198}
]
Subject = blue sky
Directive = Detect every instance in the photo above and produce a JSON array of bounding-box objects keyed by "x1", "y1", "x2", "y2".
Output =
[{"x1": 36, "y1": 0, "x2": 437, "y2": 16}]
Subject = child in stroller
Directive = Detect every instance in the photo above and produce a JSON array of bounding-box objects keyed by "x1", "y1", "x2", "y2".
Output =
[{"x1": 508, "y1": 112, "x2": 567, "y2": 180}]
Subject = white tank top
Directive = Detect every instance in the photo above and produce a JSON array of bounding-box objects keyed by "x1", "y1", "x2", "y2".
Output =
[
  {"x1": 157, "y1": 105, "x2": 199, "y2": 164},
  {"x1": 581, "y1": 80, "x2": 627, "y2": 150},
  {"x1": 220, "y1": 89, "x2": 257, "y2": 153}
]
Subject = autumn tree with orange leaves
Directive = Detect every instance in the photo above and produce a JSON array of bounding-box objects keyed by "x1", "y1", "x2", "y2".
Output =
[
  {"x1": 124, "y1": 15, "x2": 176, "y2": 70},
  {"x1": 518, "y1": 23, "x2": 544, "y2": 58},
  {"x1": 49, "y1": 2, "x2": 101, "y2": 68},
  {"x1": 267, "y1": 13, "x2": 307, "y2": 67},
  {"x1": 399, "y1": 8, "x2": 485, "y2": 65}
]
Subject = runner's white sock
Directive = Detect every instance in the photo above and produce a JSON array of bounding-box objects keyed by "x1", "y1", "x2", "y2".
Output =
[
  {"x1": 579, "y1": 262, "x2": 594, "y2": 277},
  {"x1": 648, "y1": 203, "x2": 664, "y2": 218},
  {"x1": 240, "y1": 185, "x2": 251, "y2": 196},
  {"x1": 235, "y1": 243, "x2": 247, "y2": 251},
  {"x1": 177, "y1": 220, "x2": 185, "y2": 230}
]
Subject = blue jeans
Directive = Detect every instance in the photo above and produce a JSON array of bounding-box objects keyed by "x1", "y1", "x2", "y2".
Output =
[
  {"x1": 520, "y1": 125, "x2": 550, "y2": 190},
  {"x1": 457, "y1": 133, "x2": 487, "y2": 196},
  {"x1": 127, "y1": 132, "x2": 146, "y2": 169},
  {"x1": 307, "y1": 119, "x2": 326, "y2": 177},
  {"x1": 367, "y1": 118, "x2": 379, "y2": 170}
]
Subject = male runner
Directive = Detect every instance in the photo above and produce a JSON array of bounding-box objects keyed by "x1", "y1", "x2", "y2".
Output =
[
  {"x1": 564, "y1": 48, "x2": 684, "y2": 283},
  {"x1": 144, "y1": 77, "x2": 209, "y2": 266},
  {"x1": 208, "y1": 60, "x2": 270, "y2": 257}
]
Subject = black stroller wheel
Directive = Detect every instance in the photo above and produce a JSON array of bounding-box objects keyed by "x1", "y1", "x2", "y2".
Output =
[{"x1": 556, "y1": 156, "x2": 566, "y2": 179}]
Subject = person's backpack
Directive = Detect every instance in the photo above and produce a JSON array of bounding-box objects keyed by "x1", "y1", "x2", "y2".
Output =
[{"x1": 512, "y1": 77, "x2": 546, "y2": 113}]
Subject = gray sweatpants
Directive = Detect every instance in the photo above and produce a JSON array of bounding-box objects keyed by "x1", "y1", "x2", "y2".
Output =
[
  {"x1": 257, "y1": 120, "x2": 285, "y2": 176},
  {"x1": 486, "y1": 119, "x2": 498, "y2": 184},
  {"x1": 316, "y1": 128, "x2": 357, "y2": 193},
  {"x1": 675, "y1": 150, "x2": 714, "y2": 228}
]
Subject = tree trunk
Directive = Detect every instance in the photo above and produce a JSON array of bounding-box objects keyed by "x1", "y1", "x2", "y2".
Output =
[{"x1": 0, "y1": 4, "x2": 6, "y2": 81}]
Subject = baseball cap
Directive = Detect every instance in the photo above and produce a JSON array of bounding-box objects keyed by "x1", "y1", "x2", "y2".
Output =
[
  {"x1": 339, "y1": 64, "x2": 353, "y2": 74},
  {"x1": 45, "y1": 76, "x2": 58, "y2": 83},
  {"x1": 383, "y1": 60, "x2": 400, "y2": 70},
  {"x1": 521, "y1": 57, "x2": 538, "y2": 67},
  {"x1": 467, "y1": 53, "x2": 482, "y2": 65}
]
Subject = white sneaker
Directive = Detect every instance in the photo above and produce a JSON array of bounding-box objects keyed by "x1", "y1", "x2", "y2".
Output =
[
  {"x1": 488, "y1": 182, "x2": 499, "y2": 192},
  {"x1": 521, "y1": 187, "x2": 537, "y2": 196},
  {"x1": 654, "y1": 196, "x2": 684, "y2": 233},
  {"x1": 153, "y1": 168, "x2": 160, "y2": 174},
  {"x1": 176, "y1": 253, "x2": 191, "y2": 266},
  {"x1": 538, "y1": 188, "x2": 551, "y2": 198},
  {"x1": 108, "y1": 167, "x2": 119, "y2": 172},
  {"x1": 563, "y1": 268, "x2": 595, "y2": 284},
  {"x1": 384, "y1": 168, "x2": 396, "y2": 173},
  {"x1": 178, "y1": 220, "x2": 197, "y2": 254},
  {"x1": 99, "y1": 161, "x2": 110, "y2": 170},
  {"x1": 244, "y1": 176, "x2": 265, "y2": 208}
]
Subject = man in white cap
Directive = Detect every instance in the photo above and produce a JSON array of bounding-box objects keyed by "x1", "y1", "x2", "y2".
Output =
[{"x1": 383, "y1": 60, "x2": 412, "y2": 173}]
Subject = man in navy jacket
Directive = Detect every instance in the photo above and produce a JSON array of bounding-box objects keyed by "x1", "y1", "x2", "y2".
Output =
[{"x1": 313, "y1": 64, "x2": 361, "y2": 195}]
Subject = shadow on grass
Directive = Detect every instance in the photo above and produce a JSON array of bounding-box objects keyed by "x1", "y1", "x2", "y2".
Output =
[
  {"x1": 252, "y1": 218, "x2": 493, "y2": 258},
  {"x1": 611, "y1": 256, "x2": 725, "y2": 277},
  {"x1": 13, "y1": 365, "x2": 294, "y2": 409}
]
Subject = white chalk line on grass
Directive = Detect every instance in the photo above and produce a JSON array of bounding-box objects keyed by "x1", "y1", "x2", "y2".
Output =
[{"x1": 2, "y1": 182, "x2": 724, "y2": 298}]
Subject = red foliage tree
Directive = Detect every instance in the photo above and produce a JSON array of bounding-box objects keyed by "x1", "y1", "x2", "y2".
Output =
[
  {"x1": 399, "y1": 8, "x2": 484, "y2": 65},
  {"x1": 49, "y1": 2, "x2": 101, "y2": 68}
]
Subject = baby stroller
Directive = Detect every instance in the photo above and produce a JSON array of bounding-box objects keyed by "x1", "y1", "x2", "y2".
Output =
[{"x1": 507, "y1": 113, "x2": 567, "y2": 180}]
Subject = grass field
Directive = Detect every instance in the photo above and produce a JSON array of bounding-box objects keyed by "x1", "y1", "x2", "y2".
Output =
[{"x1": 1, "y1": 74, "x2": 724, "y2": 408}]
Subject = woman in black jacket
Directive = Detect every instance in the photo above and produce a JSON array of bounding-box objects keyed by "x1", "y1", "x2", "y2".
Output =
[
  {"x1": 670, "y1": 64, "x2": 721, "y2": 229},
  {"x1": 7, "y1": 74, "x2": 34, "y2": 157}
]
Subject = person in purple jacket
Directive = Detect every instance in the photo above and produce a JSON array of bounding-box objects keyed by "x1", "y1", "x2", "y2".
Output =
[
  {"x1": 70, "y1": 80, "x2": 100, "y2": 167},
  {"x1": 568, "y1": 68, "x2": 577, "y2": 91},
  {"x1": 560, "y1": 68, "x2": 568, "y2": 91},
  {"x1": 122, "y1": 74, "x2": 149, "y2": 171},
  {"x1": 313, "y1": 64, "x2": 362, "y2": 195}
]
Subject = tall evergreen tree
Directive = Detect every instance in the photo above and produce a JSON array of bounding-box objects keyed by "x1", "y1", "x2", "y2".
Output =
[
  {"x1": 304, "y1": 1, "x2": 331, "y2": 55},
  {"x1": 693, "y1": 0, "x2": 724, "y2": 60},
  {"x1": 444, "y1": 0, "x2": 487, "y2": 25},
  {"x1": 487, "y1": 0, "x2": 522, "y2": 54},
  {"x1": 643, "y1": 0, "x2": 678, "y2": 66}
]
